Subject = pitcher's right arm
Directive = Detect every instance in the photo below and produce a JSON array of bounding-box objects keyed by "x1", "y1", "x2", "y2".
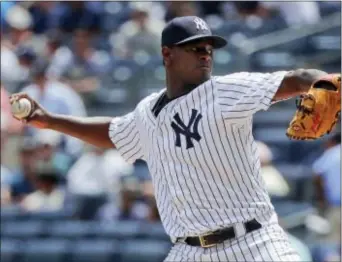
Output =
[{"x1": 10, "y1": 93, "x2": 115, "y2": 149}]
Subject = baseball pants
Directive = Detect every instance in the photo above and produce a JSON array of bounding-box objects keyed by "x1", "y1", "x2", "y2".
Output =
[{"x1": 164, "y1": 222, "x2": 301, "y2": 262}]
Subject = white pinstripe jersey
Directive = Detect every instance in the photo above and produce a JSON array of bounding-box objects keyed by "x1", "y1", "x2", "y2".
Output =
[{"x1": 109, "y1": 71, "x2": 288, "y2": 242}]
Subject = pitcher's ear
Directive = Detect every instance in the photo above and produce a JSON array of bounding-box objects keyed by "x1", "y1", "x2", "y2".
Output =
[{"x1": 162, "y1": 46, "x2": 172, "y2": 67}]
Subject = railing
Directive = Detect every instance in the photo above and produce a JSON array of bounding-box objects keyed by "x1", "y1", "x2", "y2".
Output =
[{"x1": 237, "y1": 12, "x2": 341, "y2": 57}]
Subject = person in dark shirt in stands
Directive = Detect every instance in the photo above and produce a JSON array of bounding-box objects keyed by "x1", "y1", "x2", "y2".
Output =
[{"x1": 10, "y1": 137, "x2": 38, "y2": 202}]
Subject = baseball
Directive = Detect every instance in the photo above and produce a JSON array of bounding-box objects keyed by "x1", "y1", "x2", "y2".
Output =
[{"x1": 11, "y1": 98, "x2": 32, "y2": 119}]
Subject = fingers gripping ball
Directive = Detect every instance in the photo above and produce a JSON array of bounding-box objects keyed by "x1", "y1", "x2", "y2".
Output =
[
  {"x1": 11, "y1": 98, "x2": 32, "y2": 119},
  {"x1": 286, "y1": 74, "x2": 341, "y2": 140}
]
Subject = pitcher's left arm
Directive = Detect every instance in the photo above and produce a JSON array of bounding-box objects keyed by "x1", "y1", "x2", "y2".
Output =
[{"x1": 273, "y1": 69, "x2": 328, "y2": 101}]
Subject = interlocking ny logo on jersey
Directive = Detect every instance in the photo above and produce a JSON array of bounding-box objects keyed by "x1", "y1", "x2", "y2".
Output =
[
  {"x1": 194, "y1": 17, "x2": 208, "y2": 31},
  {"x1": 171, "y1": 109, "x2": 202, "y2": 149}
]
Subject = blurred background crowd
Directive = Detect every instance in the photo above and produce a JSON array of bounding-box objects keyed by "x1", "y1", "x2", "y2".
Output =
[{"x1": 0, "y1": 1, "x2": 341, "y2": 262}]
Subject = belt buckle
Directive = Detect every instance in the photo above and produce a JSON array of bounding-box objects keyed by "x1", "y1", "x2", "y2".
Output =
[{"x1": 199, "y1": 233, "x2": 216, "y2": 248}]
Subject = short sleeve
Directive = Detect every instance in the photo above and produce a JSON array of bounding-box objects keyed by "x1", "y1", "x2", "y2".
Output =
[
  {"x1": 108, "y1": 111, "x2": 145, "y2": 164},
  {"x1": 215, "y1": 71, "x2": 288, "y2": 118}
]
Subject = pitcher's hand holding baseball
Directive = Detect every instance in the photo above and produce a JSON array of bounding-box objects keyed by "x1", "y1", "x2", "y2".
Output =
[{"x1": 9, "y1": 93, "x2": 51, "y2": 129}]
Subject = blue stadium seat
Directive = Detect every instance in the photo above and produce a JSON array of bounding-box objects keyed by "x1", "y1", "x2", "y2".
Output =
[
  {"x1": 253, "y1": 108, "x2": 296, "y2": 128},
  {"x1": 139, "y1": 222, "x2": 169, "y2": 241},
  {"x1": 249, "y1": 51, "x2": 297, "y2": 72},
  {"x1": 102, "y1": 1, "x2": 131, "y2": 31},
  {"x1": 120, "y1": 240, "x2": 171, "y2": 262},
  {"x1": 95, "y1": 220, "x2": 142, "y2": 240},
  {"x1": 1, "y1": 206, "x2": 27, "y2": 222},
  {"x1": 273, "y1": 201, "x2": 316, "y2": 230},
  {"x1": 318, "y1": 2, "x2": 341, "y2": 17},
  {"x1": 212, "y1": 20, "x2": 242, "y2": 38},
  {"x1": 47, "y1": 221, "x2": 97, "y2": 240},
  {"x1": 22, "y1": 239, "x2": 70, "y2": 262},
  {"x1": 213, "y1": 47, "x2": 250, "y2": 76},
  {"x1": 306, "y1": 27, "x2": 341, "y2": 52},
  {"x1": 253, "y1": 127, "x2": 293, "y2": 162},
  {"x1": 1, "y1": 221, "x2": 46, "y2": 239},
  {"x1": 274, "y1": 164, "x2": 312, "y2": 179},
  {"x1": 27, "y1": 210, "x2": 73, "y2": 221},
  {"x1": 241, "y1": 15, "x2": 288, "y2": 38},
  {"x1": 139, "y1": 57, "x2": 165, "y2": 99},
  {"x1": 0, "y1": 239, "x2": 21, "y2": 262},
  {"x1": 70, "y1": 239, "x2": 121, "y2": 262}
]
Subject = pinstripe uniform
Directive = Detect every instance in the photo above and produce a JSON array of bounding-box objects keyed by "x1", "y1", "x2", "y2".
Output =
[{"x1": 109, "y1": 72, "x2": 301, "y2": 261}]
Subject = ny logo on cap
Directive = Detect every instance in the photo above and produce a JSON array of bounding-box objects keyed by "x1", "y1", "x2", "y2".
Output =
[{"x1": 194, "y1": 17, "x2": 208, "y2": 31}]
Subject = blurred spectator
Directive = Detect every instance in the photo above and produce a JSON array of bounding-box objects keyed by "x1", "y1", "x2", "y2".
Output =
[
  {"x1": 261, "y1": 1, "x2": 321, "y2": 26},
  {"x1": 67, "y1": 147, "x2": 134, "y2": 200},
  {"x1": 27, "y1": 2, "x2": 60, "y2": 34},
  {"x1": 62, "y1": 27, "x2": 112, "y2": 93},
  {"x1": 0, "y1": 1, "x2": 15, "y2": 27},
  {"x1": 96, "y1": 176, "x2": 150, "y2": 222},
  {"x1": 57, "y1": 1, "x2": 102, "y2": 33},
  {"x1": 9, "y1": 137, "x2": 38, "y2": 203},
  {"x1": 2, "y1": 4, "x2": 33, "y2": 48},
  {"x1": 20, "y1": 168, "x2": 66, "y2": 212},
  {"x1": 197, "y1": 2, "x2": 225, "y2": 17},
  {"x1": 164, "y1": 1, "x2": 199, "y2": 22},
  {"x1": 22, "y1": 59, "x2": 87, "y2": 157},
  {"x1": 1, "y1": 4, "x2": 46, "y2": 92},
  {"x1": 44, "y1": 30, "x2": 73, "y2": 79},
  {"x1": 67, "y1": 147, "x2": 134, "y2": 220},
  {"x1": 256, "y1": 141, "x2": 290, "y2": 198},
  {"x1": 233, "y1": 1, "x2": 272, "y2": 18},
  {"x1": 35, "y1": 129, "x2": 74, "y2": 178},
  {"x1": 141, "y1": 180, "x2": 160, "y2": 222},
  {"x1": 112, "y1": 2, "x2": 165, "y2": 58},
  {"x1": 312, "y1": 132, "x2": 341, "y2": 243},
  {"x1": 14, "y1": 46, "x2": 38, "y2": 89}
]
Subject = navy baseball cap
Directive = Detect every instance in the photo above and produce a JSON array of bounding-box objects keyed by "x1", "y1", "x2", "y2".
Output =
[{"x1": 161, "y1": 16, "x2": 227, "y2": 49}]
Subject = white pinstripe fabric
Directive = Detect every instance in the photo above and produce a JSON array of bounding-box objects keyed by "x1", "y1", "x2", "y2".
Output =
[
  {"x1": 109, "y1": 71, "x2": 300, "y2": 261},
  {"x1": 164, "y1": 214, "x2": 301, "y2": 262}
]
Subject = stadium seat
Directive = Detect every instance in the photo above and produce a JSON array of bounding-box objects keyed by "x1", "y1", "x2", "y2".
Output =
[
  {"x1": 47, "y1": 221, "x2": 97, "y2": 240},
  {"x1": 22, "y1": 239, "x2": 70, "y2": 262},
  {"x1": 70, "y1": 239, "x2": 121, "y2": 262},
  {"x1": 249, "y1": 51, "x2": 297, "y2": 72},
  {"x1": 306, "y1": 27, "x2": 341, "y2": 52},
  {"x1": 1, "y1": 221, "x2": 46, "y2": 239},
  {"x1": 102, "y1": 1, "x2": 131, "y2": 30},
  {"x1": 120, "y1": 240, "x2": 171, "y2": 262},
  {"x1": 139, "y1": 222, "x2": 170, "y2": 241},
  {"x1": 253, "y1": 108, "x2": 296, "y2": 127},
  {"x1": 139, "y1": 57, "x2": 165, "y2": 99},
  {"x1": 213, "y1": 48, "x2": 249, "y2": 76},
  {"x1": 240, "y1": 15, "x2": 288, "y2": 38},
  {"x1": 212, "y1": 20, "x2": 242, "y2": 38},
  {"x1": 0, "y1": 239, "x2": 21, "y2": 262},
  {"x1": 253, "y1": 127, "x2": 291, "y2": 144},
  {"x1": 68, "y1": 194, "x2": 108, "y2": 220},
  {"x1": 95, "y1": 220, "x2": 142, "y2": 240},
  {"x1": 273, "y1": 201, "x2": 316, "y2": 231},
  {"x1": 318, "y1": 2, "x2": 341, "y2": 17},
  {"x1": 27, "y1": 210, "x2": 73, "y2": 221},
  {"x1": 1, "y1": 206, "x2": 27, "y2": 222}
]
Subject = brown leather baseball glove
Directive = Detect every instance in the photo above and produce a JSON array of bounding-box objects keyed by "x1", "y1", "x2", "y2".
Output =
[{"x1": 286, "y1": 73, "x2": 341, "y2": 140}]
